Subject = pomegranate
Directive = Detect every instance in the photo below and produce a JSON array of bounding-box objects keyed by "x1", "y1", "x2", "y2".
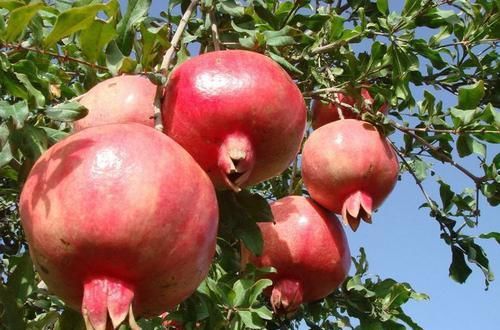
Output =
[
  {"x1": 74, "y1": 75, "x2": 157, "y2": 131},
  {"x1": 241, "y1": 196, "x2": 351, "y2": 315},
  {"x1": 302, "y1": 119, "x2": 399, "y2": 231},
  {"x1": 161, "y1": 50, "x2": 306, "y2": 191},
  {"x1": 19, "y1": 123, "x2": 218, "y2": 330},
  {"x1": 311, "y1": 88, "x2": 389, "y2": 129}
]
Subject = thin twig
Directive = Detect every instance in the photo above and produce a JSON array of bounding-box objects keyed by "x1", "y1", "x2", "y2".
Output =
[
  {"x1": 303, "y1": 86, "x2": 344, "y2": 96},
  {"x1": 209, "y1": 11, "x2": 221, "y2": 51},
  {"x1": 288, "y1": 156, "x2": 299, "y2": 194},
  {"x1": 1, "y1": 43, "x2": 108, "y2": 71},
  {"x1": 397, "y1": 126, "x2": 500, "y2": 135},
  {"x1": 155, "y1": 0, "x2": 199, "y2": 131},
  {"x1": 391, "y1": 121, "x2": 486, "y2": 184},
  {"x1": 388, "y1": 140, "x2": 451, "y2": 236},
  {"x1": 160, "y1": 0, "x2": 199, "y2": 73}
]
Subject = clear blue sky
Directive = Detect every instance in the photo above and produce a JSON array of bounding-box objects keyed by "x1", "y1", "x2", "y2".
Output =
[{"x1": 142, "y1": 1, "x2": 499, "y2": 328}]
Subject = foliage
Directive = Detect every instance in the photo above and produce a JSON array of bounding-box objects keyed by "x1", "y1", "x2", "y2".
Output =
[{"x1": 0, "y1": 0, "x2": 498, "y2": 329}]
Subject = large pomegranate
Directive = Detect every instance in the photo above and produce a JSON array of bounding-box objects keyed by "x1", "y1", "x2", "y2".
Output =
[
  {"x1": 19, "y1": 123, "x2": 218, "y2": 330},
  {"x1": 241, "y1": 196, "x2": 351, "y2": 315},
  {"x1": 161, "y1": 50, "x2": 306, "y2": 191},
  {"x1": 302, "y1": 119, "x2": 399, "y2": 231},
  {"x1": 74, "y1": 75, "x2": 157, "y2": 131},
  {"x1": 312, "y1": 88, "x2": 388, "y2": 129}
]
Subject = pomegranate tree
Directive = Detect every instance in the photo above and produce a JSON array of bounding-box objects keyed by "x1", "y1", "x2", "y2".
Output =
[
  {"x1": 241, "y1": 196, "x2": 351, "y2": 315},
  {"x1": 19, "y1": 124, "x2": 218, "y2": 330},
  {"x1": 74, "y1": 75, "x2": 157, "y2": 131},
  {"x1": 312, "y1": 88, "x2": 389, "y2": 129},
  {"x1": 161, "y1": 50, "x2": 306, "y2": 191},
  {"x1": 302, "y1": 119, "x2": 399, "y2": 230}
]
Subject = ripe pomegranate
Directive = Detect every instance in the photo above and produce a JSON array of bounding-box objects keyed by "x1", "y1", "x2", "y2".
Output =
[
  {"x1": 161, "y1": 50, "x2": 306, "y2": 191},
  {"x1": 311, "y1": 88, "x2": 389, "y2": 129},
  {"x1": 19, "y1": 124, "x2": 218, "y2": 330},
  {"x1": 302, "y1": 119, "x2": 399, "y2": 231},
  {"x1": 74, "y1": 75, "x2": 157, "y2": 131},
  {"x1": 241, "y1": 196, "x2": 351, "y2": 315}
]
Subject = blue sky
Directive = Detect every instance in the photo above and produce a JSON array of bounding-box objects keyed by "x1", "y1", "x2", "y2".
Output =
[{"x1": 142, "y1": 1, "x2": 499, "y2": 328}]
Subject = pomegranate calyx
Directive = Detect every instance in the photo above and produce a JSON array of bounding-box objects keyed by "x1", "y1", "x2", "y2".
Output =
[
  {"x1": 341, "y1": 191, "x2": 373, "y2": 231},
  {"x1": 218, "y1": 133, "x2": 255, "y2": 191},
  {"x1": 270, "y1": 279, "x2": 304, "y2": 317},
  {"x1": 82, "y1": 277, "x2": 136, "y2": 330}
]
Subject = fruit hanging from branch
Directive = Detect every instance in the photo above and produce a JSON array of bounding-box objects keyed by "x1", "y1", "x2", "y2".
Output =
[
  {"x1": 241, "y1": 196, "x2": 351, "y2": 316},
  {"x1": 19, "y1": 123, "x2": 219, "y2": 330},
  {"x1": 74, "y1": 75, "x2": 157, "y2": 131},
  {"x1": 302, "y1": 119, "x2": 399, "y2": 231},
  {"x1": 312, "y1": 88, "x2": 389, "y2": 129},
  {"x1": 161, "y1": 50, "x2": 307, "y2": 191}
]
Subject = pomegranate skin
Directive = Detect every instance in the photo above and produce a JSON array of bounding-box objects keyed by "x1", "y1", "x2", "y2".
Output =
[
  {"x1": 162, "y1": 50, "x2": 307, "y2": 191},
  {"x1": 74, "y1": 75, "x2": 157, "y2": 131},
  {"x1": 312, "y1": 88, "x2": 389, "y2": 129},
  {"x1": 19, "y1": 124, "x2": 218, "y2": 329},
  {"x1": 302, "y1": 119, "x2": 399, "y2": 230},
  {"x1": 241, "y1": 196, "x2": 351, "y2": 315}
]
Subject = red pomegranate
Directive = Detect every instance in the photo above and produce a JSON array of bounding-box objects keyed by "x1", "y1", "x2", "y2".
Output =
[
  {"x1": 74, "y1": 75, "x2": 157, "y2": 131},
  {"x1": 19, "y1": 124, "x2": 218, "y2": 330},
  {"x1": 161, "y1": 50, "x2": 306, "y2": 191},
  {"x1": 302, "y1": 119, "x2": 399, "y2": 231},
  {"x1": 241, "y1": 196, "x2": 351, "y2": 315},
  {"x1": 311, "y1": 88, "x2": 389, "y2": 129}
]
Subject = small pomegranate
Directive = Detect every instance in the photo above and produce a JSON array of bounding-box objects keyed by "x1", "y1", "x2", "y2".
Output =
[
  {"x1": 162, "y1": 50, "x2": 306, "y2": 191},
  {"x1": 241, "y1": 196, "x2": 351, "y2": 315},
  {"x1": 74, "y1": 75, "x2": 157, "y2": 131},
  {"x1": 312, "y1": 88, "x2": 388, "y2": 129},
  {"x1": 302, "y1": 119, "x2": 399, "y2": 230},
  {"x1": 19, "y1": 124, "x2": 218, "y2": 330}
]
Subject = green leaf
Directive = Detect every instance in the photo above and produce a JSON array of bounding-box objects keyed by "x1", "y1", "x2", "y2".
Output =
[
  {"x1": 5, "y1": 2, "x2": 45, "y2": 41},
  {"x1": 251, "y1": 306, "x2": 272, "y2": 320},
  {"x1": 480, "y1": 232, "x2": 500, "y2": 244},
  {"x1": 41, "y1": 127, "x2": 69, "y2": 144},
  {"x1": 247, "y1": 279, "x2": 272, "y2": 306},
  {"x1": 0, "y1": 284, "x2": 25, "y2": 330},
  {"x1": 456, "y1": 135, "x2": 486, "y2": 158},
  {"x1": 105, "y1": 40, "x2": 137, "y2": 75},
  {"x1": 45, "y1": 101, "x2": 88, "y2": 122},
  {"x1": 238, "y1": 310, "x2": 264, "y2": 329},
  {"x1": 14, "y1": 73, "x2": 45, "y2": 108},
  {"x1": 116, "y1": 0, "x2": 151, "y2": 55},
  {"x1": 415, "y1": 8, "x2": 460, "y2": 28},
  {"x1": 7, "y1": 253, "x2": 35, "y2": 303},
  {"x1": 457, "y1": 80, "x2": 485, "y2": 109},
  {"x1": 266, "y1": 35, "x2": 295, "y2": 47},
  {"x1": 10, "y1": 125, "x2": 48, "y2": 160},
  {"x1": 449, "y1": 246, "x2": 472, "y2": 284},
  {"x1": 0, "y1": 100, "x2": 29, "y2": 128},
  {"x1": 235, "y1": 220, "x2": 263, "y2": 256},
  {"x1": 450, "y1": 107, "x2": 477, "y2": 126},
  {"x1": 44, "y1": 4, "x2": 108, "y2": 47},
  {"x1": 218, "y1": 0, "x2": 244, "y2": 17},
  {"x1": 267, "y1": 51, "x2": 303, "y2": 75},
  {"x1": 376, "y1": 0, "x2": 389, "y2": 15},
  {"x1": 235, "y1": 191, "x2": 273, "y2": 222},
  {"x1": 438, "y1": 180, "x2": 454, "y2": 210},
  {"x1": 80, "y1": 19, "x2": 117, "y2": 62}
]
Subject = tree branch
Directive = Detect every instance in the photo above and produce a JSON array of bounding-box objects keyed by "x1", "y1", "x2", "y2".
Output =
[
  {"x1": 155, "y1": 0, "x2": 199, "y2": 130},
  {"x1": 210, "y1": 11, "x2": 221, "y2": 51},
  {"x1": 1, "y1": 43, "x2": 108, "y2": 71},
  {"x1": 391, "y1": 122, "x2": 486, "y2": 184},
  {"x1": 397, "y1": 126, "x2": 500, "y2": 135}
]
